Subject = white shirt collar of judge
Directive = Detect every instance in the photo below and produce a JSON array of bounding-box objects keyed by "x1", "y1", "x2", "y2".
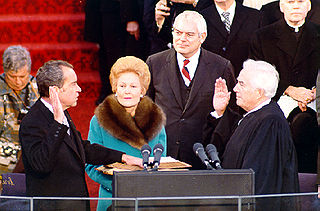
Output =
[
  {"x1": 215, "y1": 1, "x2": 236, "y2": 25},
  {"x1": 177, "y1": 48, "x2": 201, "y2": 86},
  {"x1": 40, "y1": 98, "x2": 70, "y2": 133},
  {"x1": 238, "y1": 99, "x2": 271, "y2": 125}
]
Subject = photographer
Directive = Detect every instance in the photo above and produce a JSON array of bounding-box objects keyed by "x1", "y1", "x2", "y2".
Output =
[{"x1": 0, "y1": 45, "x2": 38, "y2": 173}]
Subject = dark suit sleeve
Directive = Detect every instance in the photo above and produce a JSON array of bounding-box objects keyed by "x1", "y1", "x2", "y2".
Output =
[
  {"x1": 82, "y1": 138, "x2": 124, "y2": 165},
  {"x1": 119, "y1": 0, "x2": 139, "y2": 23},
  {"x1": 66, "y1": 112, "x2": 124, "y2": 165},
  {"x1": 202, "y1": 108, "x2": 240, "y2": 156},
  {"x1": 146, "y1": 56, "x2": 155, "y2": 100}
]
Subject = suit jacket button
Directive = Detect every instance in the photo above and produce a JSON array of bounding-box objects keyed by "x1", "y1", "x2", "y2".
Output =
[{"x1": 176, "y1": 141, "x2": 180, "y2": 145}]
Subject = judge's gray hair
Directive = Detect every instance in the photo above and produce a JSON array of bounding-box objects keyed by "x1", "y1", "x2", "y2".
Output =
[
  {"x1": 173, "y1": 10, "x2": 207, "y2": 34},
  {"x1": 243, "y1": 59, "x2": 279, "y2": 99}
]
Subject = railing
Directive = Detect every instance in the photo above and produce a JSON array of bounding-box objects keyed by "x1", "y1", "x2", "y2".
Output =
[{"x1": 0, "y1": 192, "x2": 319, "y2": 210}]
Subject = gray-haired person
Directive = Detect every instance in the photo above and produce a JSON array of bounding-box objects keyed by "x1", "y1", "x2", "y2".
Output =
[
  {"x1": 203, "y1": 59, "x2": 299, "y2": 211},
  {"x1": 0, "y1": 45, "x2": 38, "y2": 173}
]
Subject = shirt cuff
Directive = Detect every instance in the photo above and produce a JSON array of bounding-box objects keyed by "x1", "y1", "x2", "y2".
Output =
[{"x1": 210, "y1": 111, "x2": 222, "y2": 119}]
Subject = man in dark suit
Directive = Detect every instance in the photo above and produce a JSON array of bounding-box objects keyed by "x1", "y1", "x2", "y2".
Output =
[
  {"x1": 200, "y1": 0, "x2": 261, "y2": 77},
  {"x1": 19, "y1": 60, "x2": 141, "y2": 211},
  {"x1": 250, "y1": 0, "x2": 320, "y2": 173},
  {"x1": 146, "y1": 11, "x2": 236, "y2": 169},
  {"x1": 154, "y1": 0, "x2": 256, "y2": 76}
]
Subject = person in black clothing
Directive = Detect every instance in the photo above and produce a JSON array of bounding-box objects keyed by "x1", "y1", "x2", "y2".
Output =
[
  {"x1": 202, "y1": 59, "x2": 299, "y2": 210},
  {"x1": 84, "y1": 0, "x2": 147, "y2": 105}
]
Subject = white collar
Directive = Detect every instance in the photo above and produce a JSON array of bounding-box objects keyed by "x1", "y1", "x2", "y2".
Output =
[
  {"x1": 286, "y1": 20, "x2": 305, "y2": 33},
  {"x1": 215, "y1": 1, "x2": 236, "y2": 24},
  {"x1": 238, "y1": 99, "x2": 271, "y2": 125},
  {"x1": 176, "y1": 48, "x2": 201, "y2": 66},
  {"x1": 41, "y1": 98, "x2": 54, "y2": 113},
  {"x1": 244, "y1": 99, "x2": 271, "y2": 117}
]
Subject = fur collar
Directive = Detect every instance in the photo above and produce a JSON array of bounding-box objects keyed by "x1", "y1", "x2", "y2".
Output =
[{"x1": 95, "y1": 95, "x2": 166, "y2": 149}]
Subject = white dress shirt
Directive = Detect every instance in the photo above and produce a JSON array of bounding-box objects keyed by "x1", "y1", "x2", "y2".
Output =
[{"x1": 177, "y1": 48, "x2": 201, "y2": 86}]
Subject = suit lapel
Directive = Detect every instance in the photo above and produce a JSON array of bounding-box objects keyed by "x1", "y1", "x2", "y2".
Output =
[
  {"x1": 65, "y1": 111, "x2": 86, "y2": 162},
  {"x1": 276, "y1": 21, "x2": 297, "y2": 59},
  {"x1": 166, "y1": 50, "x2": 184, "y2": 110},
  {"x1": 207, "y1": 4, "x2": 229, "y2": 38},
  {"x1": 293, "y1": 22, "x2": 319, "y2": 66},
  {"x1": 228, "y1": 4, "x2": 247, "y2": 43}
]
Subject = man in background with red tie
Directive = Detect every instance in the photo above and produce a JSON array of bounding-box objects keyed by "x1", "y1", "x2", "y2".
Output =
[{"x1": 146, "y1": 11, "x2": 236, "y2": 169}]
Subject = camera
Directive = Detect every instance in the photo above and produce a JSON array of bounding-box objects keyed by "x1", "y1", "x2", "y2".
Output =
[{"x1": 17, "y1": 108, "x2": 29, "y2": 124}]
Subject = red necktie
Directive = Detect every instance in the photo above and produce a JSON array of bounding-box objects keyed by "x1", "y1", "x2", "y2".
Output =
[{"x1": 182, "y1": 59, "x2": 191, "y2": 81}]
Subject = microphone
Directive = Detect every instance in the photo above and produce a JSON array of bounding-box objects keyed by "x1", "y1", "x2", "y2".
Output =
[
  {"x1": 141, "y1": 144, "x2": 151, "y2": 170},
  {"x1": 152, "y1": 143, "x2": 164, "y2": 170},
  {"x1": 206, "y1": 144, "x2": 222, "y2": 170},
  {"x1": 193, "y1": 143, "x2": 213, "y2": 170}
]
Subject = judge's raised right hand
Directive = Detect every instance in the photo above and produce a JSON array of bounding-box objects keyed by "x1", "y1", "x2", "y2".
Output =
[{"x1": 213, "y1": 77, "x2": 231, "y2": 116}]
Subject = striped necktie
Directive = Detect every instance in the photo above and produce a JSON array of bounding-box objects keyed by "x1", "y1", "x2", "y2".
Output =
[
  {"x1": 222, "y1": 12, "x2": 231, "y2": 33},
  {"x1": 182, "y1": 59, "x2": 191, "y2": 81}
]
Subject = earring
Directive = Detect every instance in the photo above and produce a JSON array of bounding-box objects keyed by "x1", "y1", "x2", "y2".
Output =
[
  {"x1": 115, "y1": 93, "x2": 118, "y2": 97},
  {"x1": 140, "y1": 95, "x2": 143, "y2": 98}
]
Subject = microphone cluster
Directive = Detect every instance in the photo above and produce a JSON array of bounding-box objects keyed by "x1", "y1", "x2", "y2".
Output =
[
  {"x1": 140, "y1": 143, "x2": 164, "y2": 171},
  {"x1": 193, "y1": 143, "x2": 222, "y2": 170}
]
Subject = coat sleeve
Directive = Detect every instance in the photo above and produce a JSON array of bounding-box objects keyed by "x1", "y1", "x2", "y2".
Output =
[
  {"x1": 155, "y1": 127, "x2": 167, "y2": 157},
  {"x1": 119, "y1": 0, "x2": 139, "y2": 23},
  {"x1": 66, "y1": 112, "x2": 124, "y2": 165},
  {"x1": 85, "y1": 116, "x2": 114, "y2": 190},
  {"x1": 146, "y1": 56, "x2": 156, "y2": 100},
  {"x1": 202, "y1": 108, "x2": 240, "y2": 156}
]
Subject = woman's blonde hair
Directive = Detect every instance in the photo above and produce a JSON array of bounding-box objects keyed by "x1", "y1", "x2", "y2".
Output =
[{"x1": 109, "y1": 56, "x2": 151, "y2": 95}]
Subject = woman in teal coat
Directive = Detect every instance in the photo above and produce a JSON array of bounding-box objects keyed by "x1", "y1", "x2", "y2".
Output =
[{"x1": 85, "y1": 56, "x2": 167, "y2": 210}]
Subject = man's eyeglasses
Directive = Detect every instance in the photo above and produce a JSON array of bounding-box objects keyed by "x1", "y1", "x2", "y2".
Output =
[{"x1": 172, "y1": 28, "x2": 200, "y2": 39}]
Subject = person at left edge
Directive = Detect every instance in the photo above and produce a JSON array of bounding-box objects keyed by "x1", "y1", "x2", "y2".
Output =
[
  {"x1": 86, "y1": 56, "x2": 167, "y2": 210},
  {"x1": 0, "y1": 45, "x2": 39, "y2": 174},
  {"x1": 19, "y1": 60, "x2": 142, "y2": 211}
]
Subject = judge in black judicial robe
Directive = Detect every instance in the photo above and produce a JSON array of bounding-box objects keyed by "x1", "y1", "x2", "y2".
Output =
[{"x1": 202, "y1": 59, "x2": 299, "y2": 211}]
